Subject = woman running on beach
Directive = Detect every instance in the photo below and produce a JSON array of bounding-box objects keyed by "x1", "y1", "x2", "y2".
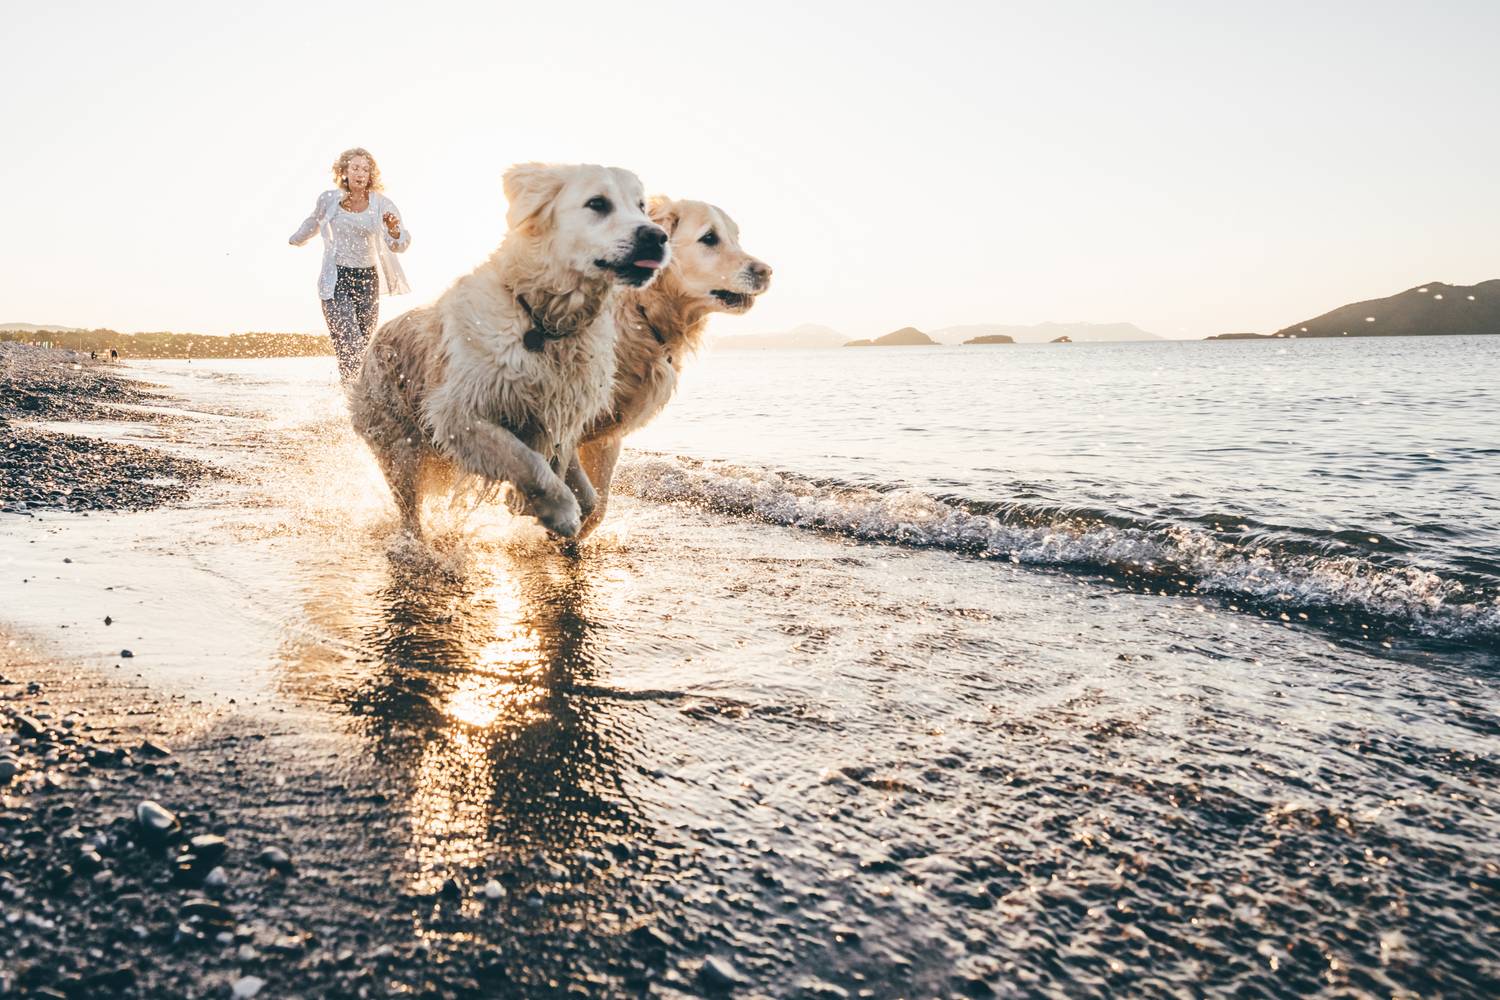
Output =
[{"x1": 288, "y1": 148, "x2": 412, "y2": 382}]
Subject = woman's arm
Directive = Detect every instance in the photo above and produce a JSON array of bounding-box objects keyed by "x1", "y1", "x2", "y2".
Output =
[
  {"x1": 288, "y1": 192, "x2": 330, "y2": 246},
  {"x1": 379, "y1": 196, "x2": 412, "y2": 253}
]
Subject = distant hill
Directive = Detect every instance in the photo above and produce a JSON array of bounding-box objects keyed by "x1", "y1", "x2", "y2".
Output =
[
  {"x1": 716, "y1": 323, "x2": 845, "y2": 350},
  {"x1": 0, "y1": 328, "x2": 331, "y2": 358},
  {"x1": 845, "y1": 326, "x2": 938, "y2": 347},
  {"x1": 930, "y1": 321, "x2": 1162, "y2": 345},
  {"x1": 1050, "y1": 335, "x2": 1073, "y2": 343},
  {"x1": 0, "y1": 322, "x2": 86, "y2": 333},
  {"x1": 1245, "y1": 280, "x2": 1500, "y2": 339},
  {"x1": 964, "y1": 334, "x2": 1015, "y2": 345}
]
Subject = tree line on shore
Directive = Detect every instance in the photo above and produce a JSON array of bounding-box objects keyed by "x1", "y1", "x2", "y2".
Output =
[{"x1": 0, "y1": 329, "x2": 331, "y2": 359}]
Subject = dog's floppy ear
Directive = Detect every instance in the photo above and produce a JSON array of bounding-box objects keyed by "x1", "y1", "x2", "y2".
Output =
[
  {"x1": 647, "y1": 195, "x2": 679, "y2": 237},
  {"x1": 504, "y1": 162, "x2": 565, "y2": 235}
]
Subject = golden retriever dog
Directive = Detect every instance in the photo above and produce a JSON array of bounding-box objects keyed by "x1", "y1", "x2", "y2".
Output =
[
  {"x1": 575, "y1": 198, "x2": 771, "y2": 537},
  {"x1": 348, "y1": 163, "x2": 670, "y2": 539}
]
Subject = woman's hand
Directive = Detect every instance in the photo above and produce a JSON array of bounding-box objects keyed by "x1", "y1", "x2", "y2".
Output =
[{"x1": 383, "y1": 212, "x2": 401, "y2": 238}]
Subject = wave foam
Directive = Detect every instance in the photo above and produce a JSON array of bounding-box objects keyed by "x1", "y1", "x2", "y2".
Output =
[{"x1": 615, "y1": 455, "x2": 1500, "y2": 644}]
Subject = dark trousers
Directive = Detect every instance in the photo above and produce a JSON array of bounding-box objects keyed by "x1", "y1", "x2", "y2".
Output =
[{"x1": 321, "y1": 265, "x2": 379, "y2": 382}]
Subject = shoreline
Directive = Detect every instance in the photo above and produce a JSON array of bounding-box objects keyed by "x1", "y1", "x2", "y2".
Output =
[
  {"x1": 1, "y1": 348, "x2": 1498, "y2": 998},
  {"x1": 0, "y1": 345, "x2": 221, "y2": 516}
]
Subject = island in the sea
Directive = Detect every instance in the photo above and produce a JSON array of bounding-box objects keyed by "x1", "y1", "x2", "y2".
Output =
[
  {"x1": 1207, "y1": 279, "x2": 1498, "y2": 340},
  {"x1": 963, "y1": 334, "x2": 1015, "y2": 345},
  {"x1": 844, "y1": 326, "x2": 938, "y2": 347}
]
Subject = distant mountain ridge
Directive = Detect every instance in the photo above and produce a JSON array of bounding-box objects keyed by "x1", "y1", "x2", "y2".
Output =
[{"x1": 1266, "y1": 280, "x2": 1498, "y2": 339}]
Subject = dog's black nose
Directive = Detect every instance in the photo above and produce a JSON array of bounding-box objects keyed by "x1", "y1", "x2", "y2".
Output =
[
  {"x1": 635, "y1": 225, "x2": 668, "y2": 249},
  {"x1": 747, "y1": 260, "x2": 773, "y2": 290}
]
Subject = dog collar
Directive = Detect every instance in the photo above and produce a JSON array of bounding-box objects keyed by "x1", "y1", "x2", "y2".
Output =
[
  {"x1": 514, "y1": 291, "x2": 566, "y2": 353},
  {"x1": 636, "y1": 304, "x2": 668, "y2": 347}
]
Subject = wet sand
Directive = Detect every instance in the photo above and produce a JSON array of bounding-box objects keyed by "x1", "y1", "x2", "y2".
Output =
[{"x1": 1, "y1": 351, "x2": 1497, "y2": 998}]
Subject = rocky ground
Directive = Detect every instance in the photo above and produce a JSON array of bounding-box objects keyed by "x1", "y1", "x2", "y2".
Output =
[{"x1": 0, "y1": 345, "x2": 219, "y2": 515}]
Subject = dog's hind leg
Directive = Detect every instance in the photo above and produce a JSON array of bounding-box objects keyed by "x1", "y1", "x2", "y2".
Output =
[
  {"x1": 376, "y1": 443, "x2": 424, "y2": 539},
  {"x1": 575, "y1": 437, "x2": 622, "y2": 540}
]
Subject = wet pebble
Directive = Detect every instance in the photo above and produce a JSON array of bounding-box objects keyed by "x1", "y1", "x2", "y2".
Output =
[
  {"x1": 14, "y1": 715, "x2": 44, "y2": 739},
  {"x1": 205, "y1": 866, "x2": 229, "y2": 889},
  {"x1": 483, "y1": 878, "x2": 505, "y2": 901},
  {"x1": 120, "y1": 649, "x2": 134, "y2": 658},
  {"x1": 256, "y1": 846, "x2": 292, "y2": 871},
  {"x1": 231, "y1": 974, "x2": 266, "y2": 998},
  {"x1": 699, "y1": 955, "x2": 748, "y2": 991},
  {"x1": 137, "y1": 738, "x2": 172, "y2": 758},
  {"x1": 188, "y1": 833, "x2": 228, "y2": 864},
  {"x1": 136, "y1": 799, "x2": 181, "y2": 845}
]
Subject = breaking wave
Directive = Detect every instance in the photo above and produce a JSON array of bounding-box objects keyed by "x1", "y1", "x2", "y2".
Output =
[{"x1": 616, "y1": 454, "x2": 1500, "y2": 646}]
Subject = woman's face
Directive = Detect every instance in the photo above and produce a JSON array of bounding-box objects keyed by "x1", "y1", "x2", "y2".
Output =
[{"x1": 344, "y1": 156, "x2": 372, "y2": 192}]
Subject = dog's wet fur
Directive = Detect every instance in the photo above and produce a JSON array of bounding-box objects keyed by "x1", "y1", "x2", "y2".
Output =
[{"x1": 348, "y1": 163, "x2": 669, "y2": 539}]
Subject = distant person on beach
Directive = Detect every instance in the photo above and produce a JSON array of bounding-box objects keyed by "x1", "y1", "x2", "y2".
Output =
[{"x1": 288, "y1": 147, "x2": 412, "y2": 382}]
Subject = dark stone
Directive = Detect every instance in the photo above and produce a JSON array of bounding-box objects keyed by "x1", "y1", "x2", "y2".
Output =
[
  {"x1": 136, "y1": 800, "x2": 181, "y2": 845},
  {"x1": 699, "y1": 956, "x2": 747, "y2": 991}
]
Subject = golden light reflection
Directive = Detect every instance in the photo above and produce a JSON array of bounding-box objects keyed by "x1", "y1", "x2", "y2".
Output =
[{"x1": 402, "y1": 567, "x2": 554, "y2": 903}]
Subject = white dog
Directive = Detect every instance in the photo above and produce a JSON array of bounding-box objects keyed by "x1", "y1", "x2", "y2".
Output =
[{"x1": 348, "y1": 163, "x2": 669, "y2": 539}]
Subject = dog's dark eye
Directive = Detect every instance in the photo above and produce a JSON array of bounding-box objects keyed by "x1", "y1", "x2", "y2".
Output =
[
  {"x1": 699, "y1": 230, "x2": 719, "y2": 247},
  {"x1": 585, "y1": 196, "x2": 612, "y2": 214},
  {"x1": 638, "y1": 200, "x2": 646, "y2": 212}
]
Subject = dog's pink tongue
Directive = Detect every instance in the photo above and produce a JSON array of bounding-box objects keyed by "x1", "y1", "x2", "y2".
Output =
[{"x1": 634, "y1": 259, "x2": 664, "y2": 269}]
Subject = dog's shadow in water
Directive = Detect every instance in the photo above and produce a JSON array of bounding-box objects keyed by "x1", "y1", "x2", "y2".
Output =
[{"x1": 343, "y1": 536, "x2": 646, "y2": 861}]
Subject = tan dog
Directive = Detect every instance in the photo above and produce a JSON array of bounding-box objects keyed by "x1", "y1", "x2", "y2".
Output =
[
  {"x1": 348, "y1": 163, "x2": 670, "y2": 539},
  {"x1": 576, "y1": 198, "x2": 771, "y2": 537}
]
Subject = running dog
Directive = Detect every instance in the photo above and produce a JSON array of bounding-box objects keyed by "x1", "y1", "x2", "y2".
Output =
[
  {"x1": 348, "y1": 163, "x2": 670, "y2": 539},
  {"x1": 576, "y1": 197, "x2": 771, "y2": 537}
]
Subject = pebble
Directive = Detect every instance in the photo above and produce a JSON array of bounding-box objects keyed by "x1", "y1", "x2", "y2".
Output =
[
  {"x1": 14, "y1": 716, "x2": 44, "y2": 739},
  {"x1": 440, "y1": 877, "x2": 463, "y2": 901},
  {"x1": 0, "y1": 758, "x2": 20, "y2": 783},
  {"x1": 188, "y1": 834, "x2": 228, "y2": 865},
  {"x1": 205, "y1": 866, "x2": 229, "y2": 889},
  {"x1": 137, "y1": 739, "x2": 172, "y2": 758},
  {"x1": 136, "y1": 799, "x2": 181, "y2": 844},
  {"x1": 257, "y1": 846, "x2": 292, "y2": 871},
  {"x1": 120, "y1": 649, "x2": 134, "y2": 658},
  {"x1": 231, "y1": 975, "x2": 266, "y2": 999},
  {"x1": 699, "y1": 955, "x2": 747, "y2": 990},
  {"x1": 483, "y1": 878, "x2": 505, "y2": 901}
]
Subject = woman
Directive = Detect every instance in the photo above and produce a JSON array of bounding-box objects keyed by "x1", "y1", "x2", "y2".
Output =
[{"x1": 289, "y1": 148, "x2": 412, "y2": 381}]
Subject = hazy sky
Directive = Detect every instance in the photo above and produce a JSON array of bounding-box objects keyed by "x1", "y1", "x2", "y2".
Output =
[{"x1": 4, "y1": 1, "x2": 1496, "y2": 339}]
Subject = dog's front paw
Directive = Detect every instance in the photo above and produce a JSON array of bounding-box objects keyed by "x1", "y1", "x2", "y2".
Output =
[{"x1": 529, "y1": 482, "x2": 582, "y2": 538}]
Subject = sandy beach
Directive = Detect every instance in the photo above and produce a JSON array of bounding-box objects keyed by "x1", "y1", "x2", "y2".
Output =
[{"x1": 1, "y1": 347, "x2": 1497, "y2": 998}]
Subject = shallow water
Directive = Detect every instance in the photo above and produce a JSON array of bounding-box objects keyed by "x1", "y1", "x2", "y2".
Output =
[{"x1": 2, "y1": 350, "x2": 1498, "y2": 996}]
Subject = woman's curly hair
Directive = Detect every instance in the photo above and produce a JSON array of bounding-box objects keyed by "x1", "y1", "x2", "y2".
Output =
[{"x1": 332, "y1": 147, "x2": 384, "y2": 192}]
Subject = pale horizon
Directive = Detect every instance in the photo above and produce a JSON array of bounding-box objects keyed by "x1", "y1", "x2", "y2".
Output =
[{"x1": 4, "y1": 1, "x2": 1497, "y2": 341}]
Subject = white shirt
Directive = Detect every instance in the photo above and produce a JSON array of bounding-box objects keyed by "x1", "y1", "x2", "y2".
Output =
[
  {"x1": 289, "y1": 190, "x2": 412, "y2": 301},
  {"x1": 332, "y1": 202, "x2": 380, "y2": 267}
]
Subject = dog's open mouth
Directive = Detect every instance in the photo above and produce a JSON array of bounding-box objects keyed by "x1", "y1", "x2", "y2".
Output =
[
  {"x1": 597, "y1": 257, "x2": 665, "y2": 288},
  {"x1": 710, "y1": 289, "x2": 756, "y2": 311}
]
